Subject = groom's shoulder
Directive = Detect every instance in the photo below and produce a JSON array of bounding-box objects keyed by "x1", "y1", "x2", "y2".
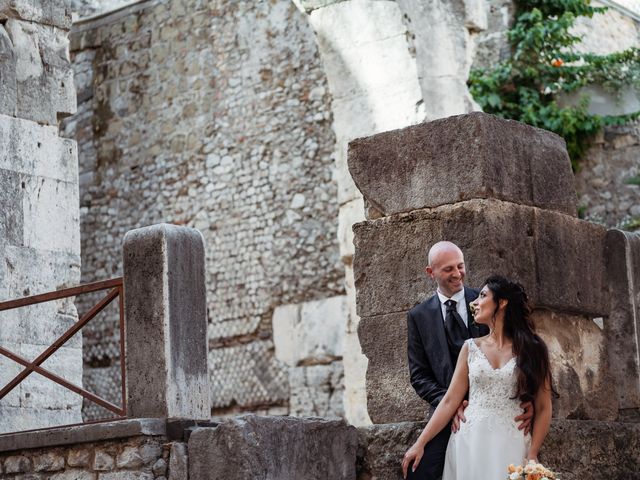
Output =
[
  {"x1": 408, "y1": 293, "x2": 438, "y2": 317},
  {"x1": 465, "y1": 286, "x2": 480, "y2": 298}
]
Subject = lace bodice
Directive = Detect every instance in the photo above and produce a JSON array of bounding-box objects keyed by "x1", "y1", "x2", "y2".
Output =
[{"x1": 463, "y1": 339, "x2": 526, "y2": 438}]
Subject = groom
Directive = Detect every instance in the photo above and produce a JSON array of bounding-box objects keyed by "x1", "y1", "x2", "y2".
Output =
[{"x1": 406, "y1": 241, "x2": 531, "y2": 479}]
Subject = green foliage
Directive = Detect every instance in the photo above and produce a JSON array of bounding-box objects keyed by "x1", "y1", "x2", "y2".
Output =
[
  {"x1": 624, "y1": 176, "x2": 640, "y2": 186},
  {"x1": 619, "y1": 217, "x2": 640, "y2": 231},
  {"x1": 468, "y1": 0, "x2": 640, "y2": 169}
]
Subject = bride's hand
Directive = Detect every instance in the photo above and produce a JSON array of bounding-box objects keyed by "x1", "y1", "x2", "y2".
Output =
[{"x1": 401, "y1": 442, "x2": 424, "y2": 479}]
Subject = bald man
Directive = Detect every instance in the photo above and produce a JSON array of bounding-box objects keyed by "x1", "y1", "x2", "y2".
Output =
[{"x1": 405, "y1": 241, "x2": 488, "y2": 479}]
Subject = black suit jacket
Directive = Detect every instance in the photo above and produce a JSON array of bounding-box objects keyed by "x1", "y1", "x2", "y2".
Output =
[{"x1": 407, "y1": 286, "x2": 488, "y2": 408}]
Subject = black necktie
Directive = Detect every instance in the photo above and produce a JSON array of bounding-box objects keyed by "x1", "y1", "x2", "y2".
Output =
[{"x1": 444, "y1": 299, "x2": 469, "y2": 357}]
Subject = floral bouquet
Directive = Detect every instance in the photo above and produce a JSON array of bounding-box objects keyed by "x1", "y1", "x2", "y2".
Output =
[{"x1": 507, "y1": 460, "x2": 558, "y2": 480}]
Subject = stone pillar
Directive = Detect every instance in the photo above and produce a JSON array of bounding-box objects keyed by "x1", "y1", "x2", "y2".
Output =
[
  {"x1": 123, "y1": 223, "x2": 210, "y2": 420},
  {"x1": 349, "y1": 112, "x2": 634, "y2": 424},
  {"x1": 0, "y1": 1, "x2": 81, "y2": 432}
]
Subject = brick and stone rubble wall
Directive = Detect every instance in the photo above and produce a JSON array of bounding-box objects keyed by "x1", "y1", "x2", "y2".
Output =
[
  {"x1": 0, "y1": 1, "x2": 81, "y2": 433},
  {"x1": 575, "y1": 122, "x2": 640, "y2": 229},
  {"x1": 61, "y1": 0, "x2": 345, "y2": 420}
]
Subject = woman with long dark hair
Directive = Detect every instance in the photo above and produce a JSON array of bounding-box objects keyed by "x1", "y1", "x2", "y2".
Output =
[{"x1": 402, "y1": 275, "x2": 555, "y2": 480}]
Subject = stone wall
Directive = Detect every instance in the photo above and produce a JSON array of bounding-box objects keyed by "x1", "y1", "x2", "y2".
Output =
[
  {"x1": 575, "y1": 122, "x2": 640, "y2": 229},
  {"x1": 0, "y1": 1, "x2": 82, "y2": 432},
  {"x1": 61, "y1": 0, "x2": 346, "y2": 420}
]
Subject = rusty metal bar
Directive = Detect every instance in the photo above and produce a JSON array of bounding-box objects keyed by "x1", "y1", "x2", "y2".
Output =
[
  {"x1": 0, "y1": 346, "x2": 125, "y2": 416},
  {"x1": 0, "y1": 287, "x2": 119, "y2": 400},
  {"x1": 118, "y1": 284, "x2": 127, "y2": 416},
  {"x1": 0, "y1": 277, "x2": 122, "y2": 312}
]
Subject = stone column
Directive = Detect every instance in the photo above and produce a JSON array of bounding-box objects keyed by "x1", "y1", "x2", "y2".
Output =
[
  {"x1": 0, "y1": 1, "x2": 81, "y2": 432},
  {"x1": 349, "y1": 112, "x2": 633, "y2": 424},
  {"x1": 123, "y1": 223, "x2": 210, "y2": 420}
]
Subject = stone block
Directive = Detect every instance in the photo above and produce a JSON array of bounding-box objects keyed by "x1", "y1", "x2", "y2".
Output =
[
  {"x1": 5, "y1": 19, "x2": 75, "y2": 125},
  {"x1": 22, "y1": 177, "x2": 80, "y2": 255},
  {"x1": 356, "y1": 420, "x2": 640, "y2": 480},
  {"x1": 124, "y1": 224, "x2": 210, "y2": 420},
  {"x1": 93, "y1": 449, "x2": 114, "y2": 471},
  {"x1": 0, "y1": 25, "x2": 17, "y2": 116},
  {"x1": 116, "y1": 446, "x2": 143, "y2": 469},
  {"x1": 605, "y1": 229, "x2": 640, "y2": 410},
  {"x1": 347, "y1": 112, "x2": 577, "y2": 217},
  {"x1": 272, "y1": 295, "x2": 347, "y2": 367},
  {"x1": 3, "y1": 454, "x2": 31, "y2": 473},
  {"x1": 534, "y1": 310, "x2": 617, "y2": 421},
  {"x1": 50, "y1": 470, "x2": 95, "y2": 480},
  {"x1": 188, "y1": 416, "x2": 357, "y2": 480},
  {"x1": 353, "y1": 199, "x2": 608, "y2": 319},
  {"x1": 358, "y1": 313, "x2": 426, "y2": 424},
  {"x1": 168, "y1": 442, "x2": 188, "y2": 480},
  {"x1": 353, "y1": 200, "x2": 536, "y2": 318},
  {"x1": 0, "y1": 404, "x2": 81, "y2": 434},
  {"x1": 0, "y1": 168, "x2": 23, "y2": 247},
  {"x1": 534, "y1": 209, "x2": 607, "y2": 314},
  {"x1": 32, "y1": 451, "x2": 64, "y2": 472},
  {"x1": 289, "y1": 362, "x2": 344, "y2": 418},
  {"x1": 0, "y1": 0, "x2": 71, "y2": 29},
  {"x1": 0, "y1": 114, "x2": 78, "y2": 182},
  {"x1": 67, "y1": 448, "x2": 91, "y2": 468}
]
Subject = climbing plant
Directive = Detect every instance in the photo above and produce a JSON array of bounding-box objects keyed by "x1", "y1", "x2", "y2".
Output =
[{"x1": 468, "y1": 0, "x2": 640, "y2": 170}]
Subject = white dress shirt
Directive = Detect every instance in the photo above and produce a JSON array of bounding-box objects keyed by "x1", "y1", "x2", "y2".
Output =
[{"x1": 437, "y1": 288, "x2": 469, "y2": 327}]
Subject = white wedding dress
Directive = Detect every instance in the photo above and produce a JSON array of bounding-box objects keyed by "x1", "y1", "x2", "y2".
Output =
[{"x1": 442, "y1": 339, "x2": 531, "y2": 480}]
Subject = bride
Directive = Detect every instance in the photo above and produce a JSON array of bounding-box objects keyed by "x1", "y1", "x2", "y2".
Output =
[{"x1": 402, "y1": 275, "x2": 555, "y2": 479}]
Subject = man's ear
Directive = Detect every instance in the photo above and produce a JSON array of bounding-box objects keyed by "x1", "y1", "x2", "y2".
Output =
[{"x1": 425, "y1": 266, "x2": 433, "y2": 278}]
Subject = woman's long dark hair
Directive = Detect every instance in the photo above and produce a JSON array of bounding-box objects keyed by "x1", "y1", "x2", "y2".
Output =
[{"x1": 484, "y1": 275, "x2": 557, "y2": 402}]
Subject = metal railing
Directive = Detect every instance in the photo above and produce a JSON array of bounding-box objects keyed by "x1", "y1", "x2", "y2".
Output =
[{"x1": 0, "y1": 278, "x2": 127, "y2": 418}]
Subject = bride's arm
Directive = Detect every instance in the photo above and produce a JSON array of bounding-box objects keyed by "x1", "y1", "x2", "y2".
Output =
[
  {"x1": 402, "y1": 343, "x2": 470, "y2": 476},
  {"x1": 526, "y1": 376, "x2": 553, "y2": 461}
]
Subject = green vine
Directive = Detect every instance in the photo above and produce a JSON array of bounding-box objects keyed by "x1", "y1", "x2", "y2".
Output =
[{"x1": 468, "y1": 0, "x2": 640, "y2": 169}]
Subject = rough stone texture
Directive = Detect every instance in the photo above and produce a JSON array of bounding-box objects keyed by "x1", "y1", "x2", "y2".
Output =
[
  {"x1": 0, "y1": 102, "x2": 80, "y2": 433},
  {"x1": 356, "y1": 420, "x2": 640, "y2": 480},
  {"x1": 605, "y1": 229, "x2": 640, "y2": 413},
  {"x1": 353, "y1": 199, "x2": 607, "y2": 320},
  {"x1": 167, "y1": 442, "x2": 187, "y2": 480},
  {"x1": 62, "y1": 0, "x2": 344, "y2": 418},
  {"x1": 348, "y1": 113, "x2": 577, "y2": 217},
  {"x1": 273, "y1": 295, "x2": 347, "y2": 366},
  {"x1": 0, "y1": 0, "x2": 71, "y2": 29},
  {"x1": 575, "y1": 122, "x2": 640, "y2": 229},
  {"x1": 2, "y1": 19, "x2": 76, "y2": 125},
  {"x1": 289, "y1": 362, "x2": 345, "y2": 418},
  {"x1": 188, "y1": 416, "x2": 357, "y2": 480},
  {"x1": 357, "y1": 313, "x2": 425, "y2": 424},
  {"x1": 0, "y1": 433, "x2": 168, "y2": 480},
  {"x1": 123, "y1": 224, "x2": 210, "y2": 420},
  {"x1": 534, "y1": 310, "x2": 618, "y2": 421}
]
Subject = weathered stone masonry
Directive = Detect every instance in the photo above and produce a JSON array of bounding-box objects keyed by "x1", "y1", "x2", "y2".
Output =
[
  {"x1": 0, "y1": 0, "x2": 81, "y2": 433},
  {"x1": 61, "y1": 0, "x2": 346, "y2": 420}
]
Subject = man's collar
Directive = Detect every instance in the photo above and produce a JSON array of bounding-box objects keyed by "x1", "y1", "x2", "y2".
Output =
[{"x1": 437, "y1": 287, "x2": 465, "y2": 304}]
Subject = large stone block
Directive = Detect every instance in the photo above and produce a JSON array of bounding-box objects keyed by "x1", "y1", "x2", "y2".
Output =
[
  {"x1": 5, "y1": 19, "x2": 75, "y2": 125},
  {"x1": 0, "y1": 114, "x2": 78, "y2": 182},
  {"x1": 353, "y1": 199, "x2": 607, "y2": 319},
  {"x1": 272, "y1": 295, "x2": 347, "y2": 366},
  {"x1": 348, "y1": 112, "x2": 577, "y2": 217},
  {"x1": 356, "y1": 420, "x2": 640, "y2": 480},
  {"x1": 124, "y1": 224, "x2": 210, "y2": 420},
  {"x1": 357, "y1": 313, "x2": 426, "y2": 424},
  {"x1": 0, "y1": 0, "x2": 71, "y2": 29},
  {"x1": 188, "y1": 416, "x2": 357, "y2": 480},
  {"x1": 0, "y1": 26, "x2": 17, "y2": 116},
  {"x1": 22, "y1": 176, "x2": 80, "y2": 255},
  {"x1": 534, "y1": 310, "x2": 617, "y2": 421},
  {"x1": 605, "y1": 229, "x2": 640, "y2": 411}
]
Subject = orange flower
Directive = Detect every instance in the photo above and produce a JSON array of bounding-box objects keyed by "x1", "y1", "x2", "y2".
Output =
[{"x1": 551, "y1": 58, "x2": 564, "y2": 67}]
